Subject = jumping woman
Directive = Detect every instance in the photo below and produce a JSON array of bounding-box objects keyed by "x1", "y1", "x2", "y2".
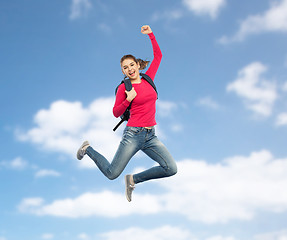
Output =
[{"x1": 77, "y1": 25, "x2": 177, "y2": 202}]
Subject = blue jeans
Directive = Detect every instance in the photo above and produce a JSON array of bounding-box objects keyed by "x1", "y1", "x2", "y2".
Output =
[{"x1": 86, "y1": 126, "x2": 177, "y2": 184}]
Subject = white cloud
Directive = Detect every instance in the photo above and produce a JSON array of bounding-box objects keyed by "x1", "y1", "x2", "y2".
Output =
[
  {"x1": 98, "y1": 23, "x2": 112, "y2": 34},
  {"x1": 152, "y1": 0, "x2": 225, "y2": 22},
  {"x1": 275, "y1": 112, "x2": 287, "y2": 126},
  {"x1": 16, "y1": 98, "x2": 122, "y2": 168},
  {"x1": 0, "y1": 157, "x2": 27, "y2": 170},
  {"x1": 0, "y1": 237, "x2": 7, "y2": 240},
  {"x1": 160, "y1": 150, "x2": 287, "y2": 223},
  {"x1": 86, "y1": 228, "x2": 237, "y2": 240},
  {"x1": 206, "y1": 237, "x2": 235, "y2": 240},
  {"x1": 10, "y1": 157, "x2": 27, "y2": 169},
  {"x1": 18, "y1": 150, "x2": 287, "y2": 224},
  {"x1": 254, "y1": 230, "x2": 287, "y2": 240},
  {"x1": 41, "y1": 233, "x2": 54, "y2": 239},
  {"x1": 152, "y1": 9, "x2": 184, "y2": 22},
  {"x1": 99, "y1": 226, "x2": 195, "y2": 240},
  {"x1": 282, "y1": 81, "x2": 287, "y2": 91},
  {"x1": 170, "y1": 124, "x2": 183, "y2": 132},
  {"x1": 219, "y1": 0, "x2": 287, "y2": 43},
  {"x1": 69, "y1": 0, "x2": 92, "y2": 20},
  {"x1": 18, "y1": 191, "x2": 162, "y2": 218},
  {"x1": 35, "y1": 169, "x2": 61, "y2": 178},
  {"x1": 157, "y1": 100, "x2": 178, "y2": 117},
  {"x1": 227, "y1": 62, "x2": 277, "y2": 117},
  {"x1": 196, "y1": 96, "x2": 220, "y2": 110},
  {"x1": 157, "y1": 100, "x2": 184, "y2": 133},
  {"x1": 18, "y1": 197, "x2": 44, "y2": 213},
  {"x1": 78, "y1": 233, "x2": 90, "y2": 239},
  {"x1": 183, "y1": 0, "x2": 226, "y2": 19}
]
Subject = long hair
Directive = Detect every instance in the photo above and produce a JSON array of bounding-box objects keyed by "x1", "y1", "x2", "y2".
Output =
[{"x1": 120, "y1": 54, "x2": 150, "y2": 70}]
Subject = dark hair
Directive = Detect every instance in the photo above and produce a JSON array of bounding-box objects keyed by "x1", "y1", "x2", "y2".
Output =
[{"x1": 120, "y1": 54, "x2": 150, "y2": 70}]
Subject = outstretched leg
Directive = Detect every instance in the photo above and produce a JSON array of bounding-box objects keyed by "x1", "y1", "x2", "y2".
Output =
[{"x1": 80, "y1": 127, "x2": 142, "y2": 180}]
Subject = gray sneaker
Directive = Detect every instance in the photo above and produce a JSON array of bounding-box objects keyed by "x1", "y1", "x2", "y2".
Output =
[
  {"x1": 77, "y1": 141, "x2": 90, "y2": 160},
  {"x1": 125, "y1": 175, "x2": 135, "y2": 202}
]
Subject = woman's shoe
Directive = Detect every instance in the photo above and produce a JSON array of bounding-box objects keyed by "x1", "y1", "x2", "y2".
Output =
[
  {"x1": 77, "y1": 141, "x2": 90, "y2": 160},
  {"x1": 125, "y1": 175, "x2": 135, "y2": 202}
]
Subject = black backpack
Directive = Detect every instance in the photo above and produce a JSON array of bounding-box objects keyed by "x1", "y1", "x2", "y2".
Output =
[{"x1": 113, "y1": 73, "x2": 158, "y2": 131}]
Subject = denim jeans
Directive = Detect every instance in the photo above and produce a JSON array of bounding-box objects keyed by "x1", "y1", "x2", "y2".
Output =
[{"x1": 86, "y1": 126, "x2": 177, "y2": 184}]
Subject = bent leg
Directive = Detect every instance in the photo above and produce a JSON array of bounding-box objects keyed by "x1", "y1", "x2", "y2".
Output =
[
  {"x1": 133, "y1": 135, "x2": 177, "y2": 184},
  {"x1": 86, "y1": 128, "x2": 141, "y2": 180}
]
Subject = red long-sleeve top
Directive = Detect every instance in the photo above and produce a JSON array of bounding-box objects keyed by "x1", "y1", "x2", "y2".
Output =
[{"x1": 113, "y1": 32, "x2": 162, "y2": 127}]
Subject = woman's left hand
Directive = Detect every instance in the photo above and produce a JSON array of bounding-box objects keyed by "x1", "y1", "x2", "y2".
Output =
[{"x1": 141, "y1": 25, "x2": 152, "y2": 34}]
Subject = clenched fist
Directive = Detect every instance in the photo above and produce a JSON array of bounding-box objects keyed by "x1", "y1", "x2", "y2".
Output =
[
  {"x1": 141, "y1": 25, "x2": 152, "y2": 34},
  {"x1": 125, "y1": 87, "x2": 137, "y2": 102}
]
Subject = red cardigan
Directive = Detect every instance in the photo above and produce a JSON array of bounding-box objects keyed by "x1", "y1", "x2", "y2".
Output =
[{"x1": 113, "y1": 32, "x2": 162, "y2": 127}]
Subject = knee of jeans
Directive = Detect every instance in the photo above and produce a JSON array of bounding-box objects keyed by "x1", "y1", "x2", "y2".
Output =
[
  {"x1": 107, "y1": 174, "x2": 117, "y2": 180},
  {"x1": 167, "y1": 163, "x2": 177, "y2": 176},
  {"x1": 107, "y1": 171, "x2": 120, "y2": 180}
]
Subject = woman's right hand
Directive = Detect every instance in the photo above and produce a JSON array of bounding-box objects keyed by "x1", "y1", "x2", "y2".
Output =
[
  {"x1": 125, "y1": 87, "x2": 137, "y2": 102},
  {"x1": 141, "y1": 25, "x2": 152, "y2": 34}
]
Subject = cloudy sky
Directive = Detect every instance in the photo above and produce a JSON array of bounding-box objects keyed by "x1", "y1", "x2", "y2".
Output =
[{"x1": 1, "y1": 0, "x2": 287, "y2": 239}]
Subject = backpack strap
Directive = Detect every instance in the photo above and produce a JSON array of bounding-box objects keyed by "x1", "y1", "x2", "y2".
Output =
[
  {"x1": 123, "y1": 78, "x2": 132, "y2": 91},
  {"x1": 114, "y1": 77, "x2": 133, "y2": 117},
  {"x1": 115, "y1": 77, "x2": 131, "y2": 94},
  {"x1": 123, "y1": 78, "x2": 133, "y2": 118},
  {"x1": 121, "y1": 78, "x2": 133, "y2": 113},
  {"x1": 113, "y1": 78, "x2": 133, "y2": 132},
  {"x1": 113, "y1": 116, "x2": 125, "y2": 131}
]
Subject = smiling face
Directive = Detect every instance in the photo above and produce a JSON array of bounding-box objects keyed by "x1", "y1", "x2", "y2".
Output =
[{"x1": 121, "y1": 57, "x2": 140, "y2": 80}]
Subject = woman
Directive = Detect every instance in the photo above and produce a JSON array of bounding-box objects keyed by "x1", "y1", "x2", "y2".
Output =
[{"x1": 77, "y1": 25, "x2": 177, "y2": 202}]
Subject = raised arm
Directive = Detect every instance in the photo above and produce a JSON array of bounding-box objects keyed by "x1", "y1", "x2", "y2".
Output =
[{"x1": 141, "y1": 25, "x2": 162, "y2": 81}]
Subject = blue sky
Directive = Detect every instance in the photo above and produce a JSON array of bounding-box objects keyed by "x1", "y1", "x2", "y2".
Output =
[{"x1": 1, "y1": 0, "x2": 287, "y2": 239}]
